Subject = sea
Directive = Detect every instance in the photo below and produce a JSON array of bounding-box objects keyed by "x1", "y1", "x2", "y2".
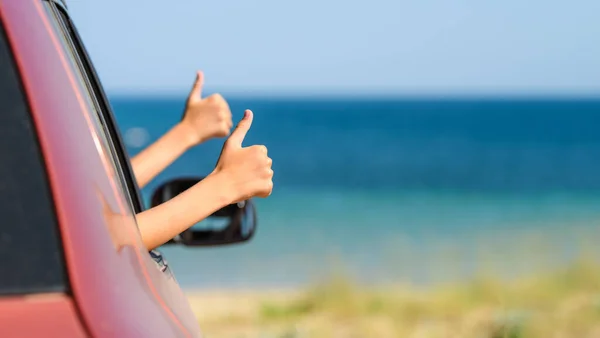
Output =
[{"x1": 111, "y1": 96, "x2": 600, "y2": 290}]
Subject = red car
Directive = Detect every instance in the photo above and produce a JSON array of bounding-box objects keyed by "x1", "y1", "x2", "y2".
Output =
[{"x1": 0, "y1": 0, "x2": 257, "y2": 337}]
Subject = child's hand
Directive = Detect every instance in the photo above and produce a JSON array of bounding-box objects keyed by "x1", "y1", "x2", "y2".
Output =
[
  {"x1": 212, "y1": 110, "x2": 273, "y2": 203},
  {"x1": 180, "y1": 71, "x2": 233, "y2": 145}
]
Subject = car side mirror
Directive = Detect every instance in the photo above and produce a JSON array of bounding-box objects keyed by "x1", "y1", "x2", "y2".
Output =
[{"x1": 150, "y1": 177, "x2": 257, "y2": 247}]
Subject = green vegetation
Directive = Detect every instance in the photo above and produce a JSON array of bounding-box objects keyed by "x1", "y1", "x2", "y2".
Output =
[{"x1": 191, "y1": 231, "x2": 600, "y2": 337}]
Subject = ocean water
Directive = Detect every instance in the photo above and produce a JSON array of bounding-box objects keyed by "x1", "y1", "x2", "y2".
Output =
[{"x1": 111, "y1": 97, "x2": 600, "y2": 289}]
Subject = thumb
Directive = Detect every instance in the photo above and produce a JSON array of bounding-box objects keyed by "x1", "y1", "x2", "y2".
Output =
[
  {"x1": 190, "y1": 71, "x2": 204, "y2": 99},
  {"x1": 227, "y1": 110, "x2": 253, "y2": 147}
]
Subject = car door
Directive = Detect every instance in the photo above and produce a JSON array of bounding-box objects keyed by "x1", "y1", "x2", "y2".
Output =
[
  {"x1": 0, "y1": 17, "x2": 87, "y2": 336},
  {"x1": 42, "y1": 1, "x2": 202, "y2": 336}
]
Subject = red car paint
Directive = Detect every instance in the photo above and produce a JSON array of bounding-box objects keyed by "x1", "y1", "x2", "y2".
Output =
[{"x1": 0, "y1": 0, "x2": 202, "y2": 336}]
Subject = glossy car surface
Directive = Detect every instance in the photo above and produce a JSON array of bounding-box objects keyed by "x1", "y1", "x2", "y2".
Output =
[{"x1": 0, "y1": 0, "x2": 206, "y2": 336}]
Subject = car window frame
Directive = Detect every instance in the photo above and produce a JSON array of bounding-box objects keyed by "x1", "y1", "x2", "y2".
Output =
[
  {"x1": 42, "y1": 3, "x2": 124, "y2": 193},
  {"x1": 45, "y1": 1, "x2": 145, "y2": 215}
]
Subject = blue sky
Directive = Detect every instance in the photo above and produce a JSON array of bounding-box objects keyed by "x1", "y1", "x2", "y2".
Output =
[{"x1": 68, "y1": 0, "x2": 600, "y2": 96}]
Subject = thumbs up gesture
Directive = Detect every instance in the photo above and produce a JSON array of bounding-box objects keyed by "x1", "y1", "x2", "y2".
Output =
[
  {"x1": 180, "y1": 71, "x2": 233, "y2": 146},
  {"x1": 213, "y1": 110, "x2": 273, "y2": 203}
]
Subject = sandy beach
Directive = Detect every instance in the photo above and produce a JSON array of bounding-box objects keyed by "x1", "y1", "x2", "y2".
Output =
[{"x1": 186, "y1": 256, "x2": 600, "y2": 338}]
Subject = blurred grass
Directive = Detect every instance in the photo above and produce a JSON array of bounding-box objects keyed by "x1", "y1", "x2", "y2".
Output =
[{"x1": 189, "y1": 228, "x2": 600, "y2": 337}]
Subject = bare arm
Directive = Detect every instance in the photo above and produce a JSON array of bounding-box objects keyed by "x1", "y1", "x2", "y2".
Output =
[
  {"x1": 131, "y1": 71, "x2": 233, "y2": 188},
  {"x1": 131, "y1": 123, "x2": 196, "y2": 188},
  {"x1": 136, "y1": 110, "x2": 273, "y2": 251},
  {"x1": 136, "y1": 171, "x2": 232, "y2": 250}
]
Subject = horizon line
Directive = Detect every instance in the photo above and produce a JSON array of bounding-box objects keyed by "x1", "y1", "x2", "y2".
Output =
[{"x1": 107, "y1": 90, "x2": 600, "y2": 100}]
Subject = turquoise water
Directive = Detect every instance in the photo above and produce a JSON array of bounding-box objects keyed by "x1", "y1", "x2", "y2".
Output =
[{"x1": 111, "y1": 97, "x2": 600, "y2": 289}]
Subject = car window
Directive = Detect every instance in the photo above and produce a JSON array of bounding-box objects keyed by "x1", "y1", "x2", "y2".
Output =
[
  {"x1": 0, "y1": 20, "x2": 68, "y2": 295},
  {"x1": 45, "y1": 2, "x2": 144, "y2": 215}
]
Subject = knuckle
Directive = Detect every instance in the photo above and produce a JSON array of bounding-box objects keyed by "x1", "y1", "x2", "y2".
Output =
[
  {"x1": 211, "y1": 94, "x2": 226, "y2": 106},
  {"x1": 251, "y1": 145, "x2": 262, "y2": 155},
  {"x1": 222, "y1": 113, "x2": 232, "y2": 124}
]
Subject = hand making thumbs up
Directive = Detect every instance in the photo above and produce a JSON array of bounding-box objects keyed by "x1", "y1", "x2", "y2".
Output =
[
  {"x1": 213, "y1": 110, "x2": 274, "y2": 203},
  {"x1": 180, "y1": 71, "x2": 233, "y2": 146}
]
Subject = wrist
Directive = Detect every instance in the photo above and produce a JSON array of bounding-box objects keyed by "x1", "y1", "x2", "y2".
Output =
[
  {"x1": 203, "y1": 170, "x2": 237, "y2": 206},
  {"x1": 174, "y1": 121, "x2": 203, "y2": 149}
]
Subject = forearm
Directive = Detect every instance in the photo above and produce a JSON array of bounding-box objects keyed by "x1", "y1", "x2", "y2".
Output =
[
  {"x1": 136, "y1": 172, "x2": 233, "y2": 250},
  {"x1": 131, "y1": 122, "x2": 196, "y2": 188}
]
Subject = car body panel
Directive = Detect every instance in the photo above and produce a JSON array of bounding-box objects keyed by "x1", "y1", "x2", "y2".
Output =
[
  {"x1": 0, "y1": 0, "x2": 201, "y2": 336},
  {"x1": 0, "y1": 294, "x2": 87, "y2": 337}
]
